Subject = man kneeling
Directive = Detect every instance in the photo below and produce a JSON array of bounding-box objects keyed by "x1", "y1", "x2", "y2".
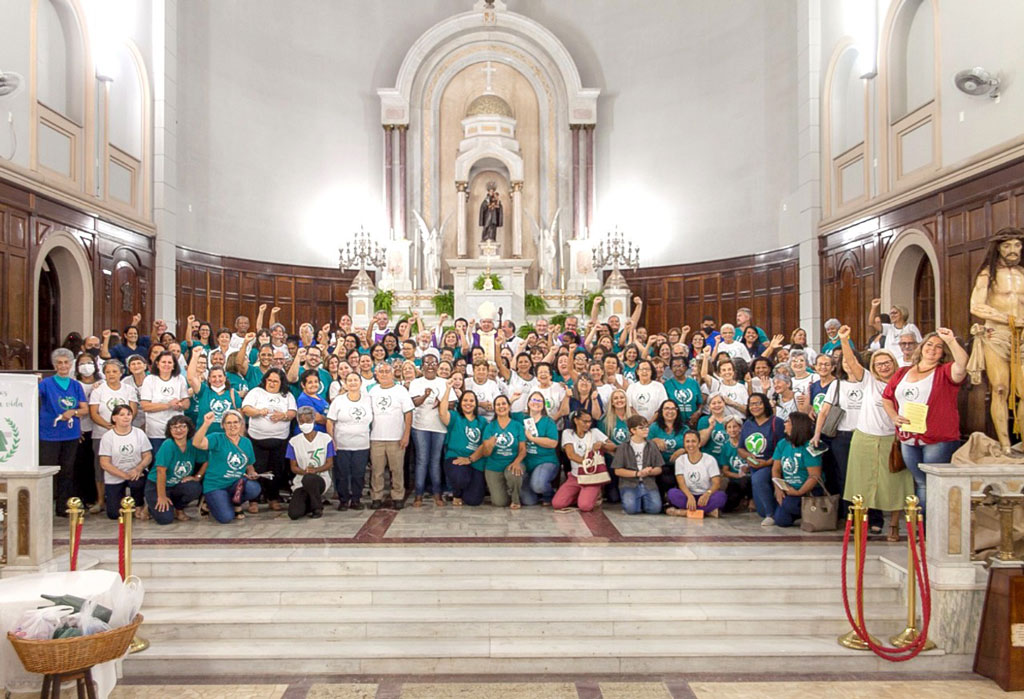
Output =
[{"x1": 287, "y1": 406, "x2": 335, "y2": 519}]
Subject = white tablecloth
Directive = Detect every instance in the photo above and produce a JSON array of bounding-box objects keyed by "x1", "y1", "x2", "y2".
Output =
[{"x1": 0, "y1": 570, "x2": 121, "y2": 697}]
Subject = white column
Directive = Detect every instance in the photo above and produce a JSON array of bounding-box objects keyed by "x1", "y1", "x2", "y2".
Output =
[
  {"x1": 152, "y1": 0, "x2": 179, "y2": 330},
  {"x1": 511, "y1": 181, "x2": 523, "y2": 257},
  {"x1": 456, "y1": 182, "x2": 468, "y2": 257}
]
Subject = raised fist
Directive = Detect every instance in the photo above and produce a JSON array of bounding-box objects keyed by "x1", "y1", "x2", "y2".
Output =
[
  {"x1": 259, "y1": 304, "x2": 267, "y2": 312},
  {"x1": 272, "y1": 307, "x2": 281, "y2": 314},
  {"x1": 102, "y1": 329, "x2": 111, "y2": 339},
  {"x1": 633, "y1": 296, "x2": 642, "y2": 305},
  {"x1": 871, "y1": 298, "x2": 881, "y2": 307},
  {"x1": 132, "y1": 313, "x2": 142, "y2": 326},
  {"x1": 838, "y1": 325, "x2": 851, "y2": 340},
  {"x1": 245, "y1": 332, "x2": 257, "y2": 342}
]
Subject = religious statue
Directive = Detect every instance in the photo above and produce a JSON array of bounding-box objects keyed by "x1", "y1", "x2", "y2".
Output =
[
  {"x1": 528, "y1": 208, "x2": 561, "y2": 291},
  {"x1": 969, "y1": 227, "x2": 1024, "y2": 455},
  {"x1": 413, "y1": 210, "x2": 449, "y2": 291},
  {"x1": 479, "y1": 181, "x2": 503, "y2": 242}
]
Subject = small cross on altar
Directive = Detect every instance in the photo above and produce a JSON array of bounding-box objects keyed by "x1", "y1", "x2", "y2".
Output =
[{"x1": 482, "y1": 61, "x2": 497, "y2": 94}]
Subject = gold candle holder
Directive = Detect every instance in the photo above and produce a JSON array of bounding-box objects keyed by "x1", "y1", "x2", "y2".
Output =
[
  {"x1": 66, "y1": 497, "x2": 84, "y2": 570},
  {"x1": 890, "y1": 495, "x2": 935, "y2": 649},
  {"x1": 118, "y1": 497, "x2": 149, "y2": 654},
  {"x1": 838, "y1": 495, "x2": 879, "y2": 650}
]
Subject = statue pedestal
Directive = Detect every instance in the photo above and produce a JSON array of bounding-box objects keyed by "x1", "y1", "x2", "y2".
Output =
[
  {"x1": 0, "y1": 467, "x2": 60, "y2": 577},
  {"x1": 447, "y1": 257, "x2": 532, "y2": 326},
  {"x1": 379, "y1": 239, "x2": 413, "y2": 292},
  {"x1": 565, "y1": 239, "x2": 600, "y2": 293},
  {"x1": 346, "y1": 270, "x2": 376, "y2": 329}
]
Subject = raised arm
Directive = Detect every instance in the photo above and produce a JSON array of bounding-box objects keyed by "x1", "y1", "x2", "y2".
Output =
[
  {"x1": 255, "y1": 304, "x2": 267, "y2": 332},
  {"x1": 937, "y1": 327, "x2": 969, "y2": 382},
  {"x1": 837, "y1": 325, "x2": 864, "y2": 382},
  {"x1": 185, "y1": 345, "x2": 204, "y2": 394},
  {"x1": 628, "y1": 296, "x2": 643, "y2": 331}
]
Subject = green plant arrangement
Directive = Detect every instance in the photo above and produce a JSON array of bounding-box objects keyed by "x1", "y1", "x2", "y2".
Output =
[
  {"x1": 517, "y1": 322, "x2": 536, "y2": 339},
  {"x1": 549, "y1": 313, "x2": 568, "y2": 329},
  {"x1": 373, "y1": 288, "x2": 395, "y2": 316},
  {"x1": 432, "y1": 289, "x2": 455, "y2": 317},
  {"x1": 524, "y1": 293, "x2": 548, "y2": 316},
  {"x1": 582, "y1": 290, "x2": 604, "y2": 315},
  {"x1": 472, "y1": 273, "x2": 504, "y2": 290}
]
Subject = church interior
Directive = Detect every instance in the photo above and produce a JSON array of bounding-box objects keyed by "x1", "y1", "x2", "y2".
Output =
[{"x1": 1, "y1": 0, "x2": 1024, "y2": 697}]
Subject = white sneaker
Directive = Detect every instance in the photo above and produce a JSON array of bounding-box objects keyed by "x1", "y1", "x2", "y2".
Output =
[{"x1": 761, "y1": 516, "x2": 776, "y2": 527}]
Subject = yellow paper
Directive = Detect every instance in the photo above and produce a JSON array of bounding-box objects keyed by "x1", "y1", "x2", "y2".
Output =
[{"x1": 901, "y1": 401, "x2": 928, "y2": 434}]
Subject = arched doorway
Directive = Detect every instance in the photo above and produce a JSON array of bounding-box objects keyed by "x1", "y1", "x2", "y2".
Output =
[
  {"x1": 879, "y1": 229, "x2": 941, "y2": 332},
  {"x1": 914, "y1": 256, "x2": 935, "y2": 335},
  {"x1": 37, "y1": 256, "x2": 62, "y2": 368},
  {"x1": 32, "y1": 231, "x2": 94, "y2": 370}
]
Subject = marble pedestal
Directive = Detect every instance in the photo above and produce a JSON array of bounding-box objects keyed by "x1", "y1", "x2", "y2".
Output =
[
  {"x1": 0, "y1": 466, "x2": 59, "y2": 577},
  {"x1": 565, "y1": 239, "x2": 600, "y2": 293},
  {"x1": 448, "y1": 257, "x2": 532, "y2": 326},
  {"x1": 345, "y1": 270, "x2": 376, "y2": 329}
]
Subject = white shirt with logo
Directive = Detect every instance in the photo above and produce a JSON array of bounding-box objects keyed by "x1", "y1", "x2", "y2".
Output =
[
  {"x1": 327, "y1": 393, "x2": 374, "y2": 450},
  {"x1": 368, "y1": 384, "x2": 414, "y2": 441},
  {"x1": 288, "y1": 432, "x2": 334, "y2": 492},
  {"x1": 464, "y1": 378, "x2": 501, "y2": 421},
  {"x1": 561, "y1": 427, "x2": 608, "y2": 477},
  {"x1": 242, "y1": 388, "x2": 297, "y2": 440},
  {"x1": 139, "y1": 374, "x2": 190, "y2": 438},
  {"x1": 98, "y1": 427, "x2": 151, "y2": 485},
  {"x1": 89, "y1": 382, "x2": 138, "y2": 440},
  {"x1": 626, "y1": 381, "x2": 668, "y2": 422},
  {"x1": 673, "y1": 452, "x2": 720, "y2": 495},
  {"x1": 409, "y1": 377, "x2": 448, "y2": 433},
  {"x1": 824, "y1": 380, "x2": 865, "y2": 433}
]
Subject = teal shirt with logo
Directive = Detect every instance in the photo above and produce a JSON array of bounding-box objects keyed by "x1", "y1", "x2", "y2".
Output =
[
  {"x1": 772, "y1": 439, "x2": 822, "y2": 489},
  {"x1": 445, "y1": 412, "x2": 485, "y2": 469},
  {"x1": 697, "y1": 415, "x2": 729, "y2": 458},
  {"x1": 483, "y1": 418, "x2": 525, "y2": 472},
  {"x1": 717, "y1": 438, "x2": 746, "y2": 475},
  {"x1": 195, "y1": 384, "x2": 240, "y2": 434},
  {"x1": 149, "y1": 440, "x2": 206, "y2": 487},
  {"x1": 607, "y1": 417, "x2": 630, "y2": 446},
  {"x1": 202, "y1": 433, "x2": 256, "y2": 493},
  {"x1": 524, "y1": 415, "x2": 559, "y2": 470},
  {"x1": 663, "y1": 376, "x2": 703, "y2": 422},
  {"x1": 648, "y1": 423, "x2": 685, "y2": 463}
]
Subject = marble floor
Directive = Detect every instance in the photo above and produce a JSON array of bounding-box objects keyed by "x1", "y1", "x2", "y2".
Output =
[
  {"x1": 57, "y1": 498, "x2": 882, "y2": 547},
  {"x1": 105, "y1": 677, "x2": 1006, "y2": 698}
]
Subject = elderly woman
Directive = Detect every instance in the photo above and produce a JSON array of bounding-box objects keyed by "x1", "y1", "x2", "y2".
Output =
[
  {"x1": 286, "y1": 406, "x2": 336, "y2": 519},
  {"x1": 713, "y1": 324, "x2": 751, "y2": 362},
  {"x1": 98, "y1": 405, "x2": 152, "y2": 520},
  {"x1": 89, "y1": 359, "x2": 138, "y2": 514},
  {"x1": 869, "y1": 298, "x2": 922, "y2": 349},
  {"x1": 39, "y1": 348, "x2": 88, "y2": 517},
  {"x1": 241, "y1": 368, "x2": 297, "y2": 512},
  {"x1": 837, "y1": 325, "x2": 913, "y2": 541},
  {"x1": 145, "y1": 415, "x2": 204, "y2": 524},
  {"x1": 326, "y1": 372, "x2": 373, "y2": 510},
  {"x1": 194, "y1": 409, "x2": 260, "y2": 523}
]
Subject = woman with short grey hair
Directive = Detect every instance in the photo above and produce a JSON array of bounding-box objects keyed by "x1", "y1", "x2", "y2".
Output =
[{"x1": 39, "y1": 348, "x2": 89, "y2": 517}]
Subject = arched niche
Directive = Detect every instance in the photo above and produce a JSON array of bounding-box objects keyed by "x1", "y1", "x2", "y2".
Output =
[
  {"x1": 880, "y1": 228, "x2": 941, "y2": 331},
  {"x1": 31, "y1": 230, "x2": 94, "y2": 369},
  {"x1": 822, "y1": 38, "x2": 869, "y2": 215},
  {"x1": 103, "y1": 40, "x2": 153, "y2": 217}
]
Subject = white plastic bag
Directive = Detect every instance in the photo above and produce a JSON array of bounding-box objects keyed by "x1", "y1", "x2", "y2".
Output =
[
  {"x1": 74, "y1": 598, "x2": 112, "y2": 636},
  {"x1": 11, "y1": 605, "x2": 73, "y2": 639},
  {"x1": 104, "y1": 576, "x2": 145, "y2": 628}
]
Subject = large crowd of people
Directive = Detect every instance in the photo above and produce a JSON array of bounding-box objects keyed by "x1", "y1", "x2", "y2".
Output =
[{"x1": 40, "y1": 295, "x2": 967, "y2": 536}]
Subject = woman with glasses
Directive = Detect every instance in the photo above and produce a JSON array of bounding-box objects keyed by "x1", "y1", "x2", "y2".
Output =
[
  {"x1": 145, "y1": 415, "x2": 204, "y2": 524},
  {"x1": 552, "y1": 411, "x2": 616, "y2": 512},
  {"x1": 520, "y1": 391, "x2": 561, "y2": 506}
]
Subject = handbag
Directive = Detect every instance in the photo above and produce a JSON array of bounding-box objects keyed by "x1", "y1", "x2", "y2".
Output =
[
  {"x1": 820, "y1": 379, "x2": 846, "y2": 438},
  {"x1": 888, "y1": 438, "x2": 906, "y2": 473},
  {"x1": 577, "y1": 449, "x2": 611, "y2": 485},
  {"x1": 800, "y1": 478, "x2": 840, "y2": 532}
]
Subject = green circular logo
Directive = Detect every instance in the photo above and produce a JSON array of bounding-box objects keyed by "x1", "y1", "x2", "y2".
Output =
[
  {"x1": 745, "y1": 432, "x2": 766, "y2": 455},
  {"x1": 0, "y1": 418, "x2": 21, "y2": 463}
]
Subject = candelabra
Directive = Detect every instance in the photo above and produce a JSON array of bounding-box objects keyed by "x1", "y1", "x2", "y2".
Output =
[
  {"x1": 592, "y1": 226, "x2": 639, "y2": 289},
  {"x1": 339, "y1": 226, "x2": 387, "y2": 290}
]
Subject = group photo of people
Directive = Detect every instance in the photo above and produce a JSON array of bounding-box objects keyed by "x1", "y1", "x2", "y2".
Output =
[{"x1": 39, "y1": 294, "x2": 967, "y2": 536}]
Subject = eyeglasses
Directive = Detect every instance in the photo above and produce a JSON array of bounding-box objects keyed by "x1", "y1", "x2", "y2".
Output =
[
  {"x1": 170, "y1": 423, "x2": 188, "y2": 430},
  {"x1": 898, "y1": 342, "x2": 917, "y2": 347}
]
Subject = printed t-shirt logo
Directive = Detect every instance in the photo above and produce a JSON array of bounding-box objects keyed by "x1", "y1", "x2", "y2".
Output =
[
  {"x1": 465, "y1": 426, "x2": 481, "y2": 446},
  {"x1": 712, "y1": 429, "x2": 727, "y2": 445},
  {"x1": 812, "y1": 393, "x2": 827, "y2": 412},
  {"x1": 376, "y1": 395, "x2": 393, "y2": 411},
  {"x1": 745, "y1": 432, "x2": 766, "y2": 455},
  {"x1": 106, "y1": 396, "x2": 127, "y2": 411},
  {"x1": 781, "y1": 455, "x2": 800, "y2": 481},
  {"x1": 494, "y1": 431, "x2": 515, "y2": 450},
  {"x1": 635, "y1": 390, "x2": 651, "y2": 405},
  {"x1": 210, "y1": 397, "x2": 231, "y2": 420},
  {"x1": 307, "y1": 447, "x2": 326, "y2": 467},
  {"x1": 729, "y1": 455, "x2": 745, "y2": 473},
  {"x1": 613, "y1": 426, "x2": 628, "y2": 443},
  {"x1": 119, "y1": 443, "x2": 135, "y2": 455},
  {"x1": 160, "y1": 385, "x2": 175, "y2": 397},
  {"x1": 226, "y1": 451, "x2": 245, "y2": 469},
  {"x1": 59, "y1": 396, "x2": 77, "y2": 409},
  {"x1": 688, "y1": 470, "x2": 702, "y2": 483},
  {"x1": 172, "y1": 460, "x2": 191, "y2": 481},
  {"x1": 900, "y1": 385, "x2": 920, "y2": 401},
  {"x1": 674, "y1": 388, "x2": 694, "y2": 405},
  {"x1": 349, "y1": 406, "x2": 367, "y2": 421}
]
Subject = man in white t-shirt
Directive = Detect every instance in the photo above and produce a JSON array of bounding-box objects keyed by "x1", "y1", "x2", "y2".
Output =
[
  {"x1": 464, "y1": 360, "x2": 501, "y2": 421},
  {"x1": 408, "y1": 355, "x2": 448, "y2": 505},
  {"x1": 368, "y1": 363, "x2": 413, "y2": 509}
]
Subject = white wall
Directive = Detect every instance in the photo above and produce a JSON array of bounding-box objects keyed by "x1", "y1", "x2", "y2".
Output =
[{"x1": 175, "y1": 0, "x2": 801, "y2": 268}]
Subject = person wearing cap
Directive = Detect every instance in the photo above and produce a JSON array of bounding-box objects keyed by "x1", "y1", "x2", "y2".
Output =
[{"x1": 286, "y1": 406, "x2": 335, "y2": 519}]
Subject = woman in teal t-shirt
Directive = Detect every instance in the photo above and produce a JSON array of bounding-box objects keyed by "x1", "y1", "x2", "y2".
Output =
[
  {"x1": 193, "y1": 410, "x2": 260, "y2": 523},
  {"x1": 187, "y1": 349, "x2": 241, "y2": 434},
  {"x1": 145, "y1": 415, "x2": 204, "y2": 524},
  {"x1": 440, "y1": 385, "x2": 486, "y2": 507},
  {"x1": 698, "y1": 394, "x2": 730, "y2": 458},
  {"x1": 767, "y1": 412, "x2": 823, "y2": 528},
  {"x1": 521, "y1": 391, "x2": 560, "y2": 506},
  {"x1": 479, "y1": 395, "x2": 527, "y2": 509},
  {"x1": 648, "y1": 400, "x2": 687, "y2": 463},
  {"x1": 716, "y1": 416, "x2": 751, "y2": 513}
]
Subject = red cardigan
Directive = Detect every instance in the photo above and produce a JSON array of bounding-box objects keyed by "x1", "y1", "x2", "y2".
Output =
[{"x1": 882, "y1": 363, "x2": 963, "y2": 444}]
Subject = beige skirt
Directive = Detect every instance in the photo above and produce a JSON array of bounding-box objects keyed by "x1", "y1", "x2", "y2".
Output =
[{"x1": 844, "y1": 430, "x2": 914, "y2": 511}]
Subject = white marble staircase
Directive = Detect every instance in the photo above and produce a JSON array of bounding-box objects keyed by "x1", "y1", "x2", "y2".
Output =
[{"x1": 87, "y1": 544, "x2": 966, "y2": 676}]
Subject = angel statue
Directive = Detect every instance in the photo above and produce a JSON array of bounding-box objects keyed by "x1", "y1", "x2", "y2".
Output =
[
  {"x1": 413, "y1": 210, "x2": 452, "y2": 292},
  {"x1": 527, "y1": 208, "x2": 561, "y2": 292}
]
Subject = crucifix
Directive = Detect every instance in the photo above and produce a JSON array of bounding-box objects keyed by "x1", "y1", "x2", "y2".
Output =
[{"x1": 482, "y1": 61, "x2": 497, "y2": 94}]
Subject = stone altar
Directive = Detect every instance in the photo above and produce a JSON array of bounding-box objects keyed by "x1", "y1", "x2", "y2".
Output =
[{"x1": 448, "y1": 257, "x2": 532, "y2": 326}]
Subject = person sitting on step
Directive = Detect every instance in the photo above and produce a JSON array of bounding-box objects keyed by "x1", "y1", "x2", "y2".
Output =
[
  {"x1": 666, "y1": 430, "x2": 726, "y2": 518},
  {"x1": 610, "y1": 415, "x2": 664, "y2": 515},
  {"x1": 286, "y1": 406, "x2": 336, "y2": 520}
]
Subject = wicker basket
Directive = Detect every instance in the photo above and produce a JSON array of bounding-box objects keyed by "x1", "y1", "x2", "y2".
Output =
[{"x1": 6, "y1": 614, "x2": 143, "y2": 675}]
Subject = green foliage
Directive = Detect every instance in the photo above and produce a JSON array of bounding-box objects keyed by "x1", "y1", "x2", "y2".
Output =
[
  {"x1": 472, "y1": 273, "x2": 504, "y2": 290},
  {"x1": 517, "y1": 322, "x2": 536, "y2": 339},
  {"x1": 524, "y1": 293, "x2": 548, "y2": 316},
  {"x1": 432, "y1": 289, "x2": 455, "y2": 317},
  {"x1": 582, "y1": 290, "x2": 604, "y2": 315},
  {"x1": 373, "y1": 289, "x2": 395, "y2": 316},
  {"x1": 549, "y1": 313, "x2": 567, "y2": 329}
]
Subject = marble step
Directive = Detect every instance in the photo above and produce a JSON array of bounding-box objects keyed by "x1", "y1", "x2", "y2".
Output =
[
  {"x1": 138, "y1": 574, "x2": 900, "y2": 607},
  {"x1": 138, "y1": 602, "x2": 909, "y2": 640},
  {"x1": 122, "y1": 636, "x2": 964, "y2": 676}
]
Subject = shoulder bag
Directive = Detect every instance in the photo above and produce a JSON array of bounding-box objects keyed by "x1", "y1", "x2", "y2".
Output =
[
  {"x1": 819, "y1": 379, "x2": 845, "y2": 438},
  {"x1": 576, "y1": 431, "x2": 610, "y2": 485},
  {"x1": 800, "y1": 478, "x2": 840, "y2": 532}
]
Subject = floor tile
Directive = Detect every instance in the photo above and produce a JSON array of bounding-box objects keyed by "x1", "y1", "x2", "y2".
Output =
[
  {"x1": 307, "y1": 684, "x2": 379, "y2": 699},
  {"x1": 399, "y1": 682, "x2": 577, "y2": 699},
  {"x1": 599, "y1": 681, "x2": 673, "y2": 699}
]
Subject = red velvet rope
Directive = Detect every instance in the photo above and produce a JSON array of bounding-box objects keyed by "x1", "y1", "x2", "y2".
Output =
[
  {"x1": 117, "y1": 519, "x2": 126, "y2": 580},
  {"x1": 69, "y1": 520, "x2": 83, "y2": 572},
  {"x1": 839, "y1": 514, "x2": 933, "y2": 661}
]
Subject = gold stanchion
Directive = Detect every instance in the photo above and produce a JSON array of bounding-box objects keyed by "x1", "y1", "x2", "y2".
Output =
[
  {"x1": 838, "y1": 495, "x2": 879, "y2": 649},
  {"x1": 66, "y1": 497, "x2": 83, "y2": 570},
  {"x1": 119, "y1": 497, "x2": 150, "y2": 654},
  {"x1": 891, "y1": 495, "x2": 935, "y2": 649}
]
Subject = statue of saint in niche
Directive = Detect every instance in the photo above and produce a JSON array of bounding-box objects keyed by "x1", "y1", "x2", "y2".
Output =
[{"x1": 479, "y1": 181, "x2": 503, "y2": 242}]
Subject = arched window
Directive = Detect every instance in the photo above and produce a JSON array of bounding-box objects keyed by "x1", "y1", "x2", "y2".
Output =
[
  {"x1": 34, "y1": 0, "x2": 88, "y2": 187},
  {"x1": 104, "y1": 43, "x2": 147, "y2": 214},
  {"x1": 827, "y1": 45, "x2": 868, "y2": 211},
  {"x1": 881, "y1": 0, "x2": 939, "y2": 188}
]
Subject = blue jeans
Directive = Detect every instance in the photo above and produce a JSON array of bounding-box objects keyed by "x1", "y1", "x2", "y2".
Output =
[
  {"x1": 620, "y1": 482, "x2": 662, "y2": 514},
  {"x1": 333, "y1": 449, "x2": 369, "y2": 504},
  {"x1": 104, "y1": 479, "x2": 145, "y2": 520},
  {"x1": 520, "y1": 462, "x2": 560, "y2": 505},
  {"x1": 900, "y1": 440, "x2": 959, "y2": 513},
  {"x1": 144, "y1": 479, "x2": 203, "y2": 525},
  {"x1": 773, "y1": 486, "x2": 824, "y2": 527},
  {"x1": 751, "y1": 466, "x2": 775, "y2": 518},
  {"x1": 412, "y1": 429, "x2": 446, "y2": 496},
  {"x1": 205, "y1": 480, "x2": 261, "y2": 524}
]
